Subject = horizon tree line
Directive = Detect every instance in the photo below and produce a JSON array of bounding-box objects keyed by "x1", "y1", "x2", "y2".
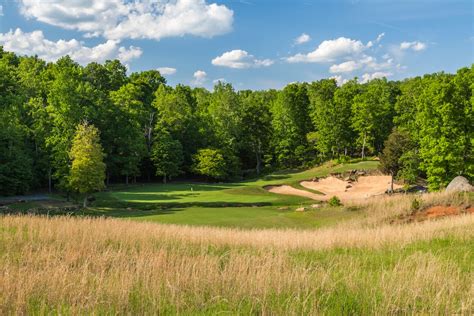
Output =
[{"x1": 0, "y1": 46, "x2": 472, "y2": 196}]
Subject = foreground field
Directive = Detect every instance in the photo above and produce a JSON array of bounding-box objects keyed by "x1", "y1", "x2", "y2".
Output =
[{"x1": 1, "y1": 192, "x2": 473, "y2": 314}]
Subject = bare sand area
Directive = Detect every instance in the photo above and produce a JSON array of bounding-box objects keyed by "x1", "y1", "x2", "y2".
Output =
[{"x1": 267, "y1": 175, "x2": 402, "y2": 202}]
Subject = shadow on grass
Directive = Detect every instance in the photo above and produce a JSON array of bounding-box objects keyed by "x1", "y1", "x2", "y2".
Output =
[{"x1": 1, "y1": 200, "x2": 273, "y2": 219}]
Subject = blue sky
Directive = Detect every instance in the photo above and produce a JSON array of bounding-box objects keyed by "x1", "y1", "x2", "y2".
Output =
[{"x1": 0, "y1": 0, "x2": 472, "y2": 90}]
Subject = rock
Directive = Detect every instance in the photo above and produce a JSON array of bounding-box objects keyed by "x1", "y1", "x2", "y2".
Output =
[
  {"x1": 126, "y1": 207, "x2": 132, "y2": 211},
  {"x1": 356, "y1": 171, "x2": 366, "y2": 176},
  {"x1": 446, "y1": 176, "x2": 474, "y2": 193},
  {"x1": 311, "y1": 204, "x2": 321, "y2": 209},
  {"x1": 278, "y1": 206, "x2": 289, "y2": 211},
  {"x1": 295, "y1": 207, "x2": 306, "y2": 212}
]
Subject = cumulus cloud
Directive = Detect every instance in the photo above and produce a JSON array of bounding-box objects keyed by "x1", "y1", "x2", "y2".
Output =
[
  {"x1": 157, "y1": 67, "x2": 177, "y2": 75},
  {"x1": 286, "y1": 37, "x2": 367, "y2": 63},
  {"x1": 360, "y1": 71, "x2": 392, "y2": 83},
  {"x1": 329, "y1": 75, "x2": 348, "y2": 86},
  {"x1": 212, "y1": 49, "x2": 273, "y2": 69},
  {"x1": 329, "y1": 60, "x2": 361, "y2": 73},
  {"x1": 400, "y1": 41, "x2": 427, "y2": 51},
  {"x1": 192, "y1": 70, "x2": 207, "y2": 86},
  {"x1": 329, "y1": 55, "x2": 393, "y2": 74},
  {"x1": 0, "y1": 28, "x2": 142, "y2": 65},
  {"x1": 18, "y1": 0, "x2": 234, "y2": 41},
  {"x1": 294, "y1": 33, "x2": 311, "y2": 45}
]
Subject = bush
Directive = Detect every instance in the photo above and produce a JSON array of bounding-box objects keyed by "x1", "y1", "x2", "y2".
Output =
[
  {"x1": 410, "y1": 198, "x2": 422, "y2": 212},
  {"x1": 336, "y1": 155, "x2": 351, "y2": 164},
  {"x1": 328, "y1": 196, "x2": 342, "y2": 207}
]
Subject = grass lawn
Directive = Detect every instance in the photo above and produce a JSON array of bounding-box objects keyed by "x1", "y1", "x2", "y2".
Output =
[{"x1": 84, "y1": 160, "x2": 378, "y2": 229}]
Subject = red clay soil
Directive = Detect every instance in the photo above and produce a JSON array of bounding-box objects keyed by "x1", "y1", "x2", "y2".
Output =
[{"x1": 394, "y1": 205, "x2": 474, "y2": 224}]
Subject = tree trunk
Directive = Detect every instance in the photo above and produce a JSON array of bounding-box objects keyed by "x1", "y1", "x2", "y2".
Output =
[
  {"x1": 83, "y1": 196, "x2": 88, "y2": 208},
  {"x1": 48, "y1": 167, "x2": 52, "y2": 194},
  {"x1": 125, "y1": 174, "x2": 129, "y2": 185},
  {"x1": 255, "y1": 141, "x2": 262, "y2": 175},
  {"x1": 106, "y1": 172, "x2": 110, "y2": 186},
  {"x1": 163, "y1": 174, "x2": 167, "y2": 184},
  {"x1": 361, "y1": 132, "x2": 367, "y2": 159},
  {"x1": 390, "y1": 172, "x2": 394, "y2": 193}
]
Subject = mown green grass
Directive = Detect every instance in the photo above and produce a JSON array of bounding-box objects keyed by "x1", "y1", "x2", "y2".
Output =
[{"x1": 88, "y1": 160, "x2": 378, "y2": 228}]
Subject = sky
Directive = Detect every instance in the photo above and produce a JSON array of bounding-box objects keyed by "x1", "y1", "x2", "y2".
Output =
[{"x1": 0, "y1": 0, "x2": 473, "y2": 90}]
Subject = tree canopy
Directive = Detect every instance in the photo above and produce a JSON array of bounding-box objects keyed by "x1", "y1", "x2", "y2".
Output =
[{"x1": 0, "y1": 46, "x2": 472, "y2": 196}]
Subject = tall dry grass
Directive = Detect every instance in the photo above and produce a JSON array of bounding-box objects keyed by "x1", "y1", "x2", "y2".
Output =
[{"x1": 0, "y1": 192, "x2": 473, "y2": 314}]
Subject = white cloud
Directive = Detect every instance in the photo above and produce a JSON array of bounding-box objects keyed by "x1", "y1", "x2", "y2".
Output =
[
  {"x1": 0, "y1": 28, "x2": 142, "y2": 65},
  {"x1": 0, "y1": 5, "x2": 3, "y2": 16},
  {"x1": 212, "y1": 49, "x2": 273, "y2": 69},
  {"x1": 118, "y1": 46, "x2": 143, "y2": 63},
  {"x1": 294, "y1": 33, "x2": 311, "y2": 45},
  {"x1": 376, "y1": 33, "x2": 385, "y2": 43},
  {"x1": 400, "y1": 41, "x2": 427, "y2": 51},
  {"x1": 329, "y1": 60, "x2": 361, "y2": 73},
  {"x1": 286, "y1": 37, "x2": 367, "y2": 63},
  {"x1": 18, "y1": 0, "x2": 234, "y2": 41},
  {"x1": 329, "y1": 55, "x2": 393, "y2": 74},
  {"x1": 213, "y1": 78, "x2": 226, "y2": 84},
  {"x1": 157, "y1": 67, "x2": 177, "y2": 75},
  {"x1": 359, "y1": 55, "x2": 394, "y2": 71},
  {"x1": 192, "y1": 70, "x2": 207, "y2": 86},
  {"x1": 330, "y1": 75, "x2": 348, "y2": 86},
  {"x1": 360, "y1": 71, "x2": 392, "y2": 83}
]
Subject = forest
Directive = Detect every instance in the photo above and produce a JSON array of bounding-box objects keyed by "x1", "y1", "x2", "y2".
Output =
[{"x1": 0, "y1": 46, "x2": 472, "y2": 196}]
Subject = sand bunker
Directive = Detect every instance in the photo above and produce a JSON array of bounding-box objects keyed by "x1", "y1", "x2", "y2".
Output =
[
  {"x1": 301, "y1": 175, "x2": 402, "y2": 202},
  {"x1": 266, "y1": 185, "x2": 329, "y2": 201},
  {"x1": 267, "y1": 175, "x2": 403, "y2": 202}
]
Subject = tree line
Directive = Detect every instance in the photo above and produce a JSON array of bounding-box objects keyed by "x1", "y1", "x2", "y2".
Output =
[{"x1": 0, "y1": 46, "x2": 472, "y2": 196}]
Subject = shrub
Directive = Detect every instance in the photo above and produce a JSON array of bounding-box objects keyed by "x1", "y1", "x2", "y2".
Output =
[
  {"x1": 328, "y1": 196, "x2": 342, "y2": 207},
  {"x1": 410, "y1": 198, "x2": 422, "y2": 213}
]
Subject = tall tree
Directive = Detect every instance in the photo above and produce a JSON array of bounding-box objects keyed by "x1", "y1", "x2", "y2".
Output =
[
  {"x1": 271, "y1": 83, "x2": 312, "y2": 168},
  {"x1": 109, "y1": 83, "x2": 147, "y2": 184},
  {"x1": 69, "y1": 123, "x2": 106, "y2": 207},
  {"x1": 238, "y1": 90, "x2": 274, "y2": 174},
  {"x1": 351, "y1": 78, "x2": 396, "y2": 158},
  {"x1": 151, "y1": 130, "x2": 184, "y2": 183},
  {"x1": 416, "y1": 70, "x2": 473, "y2": 189},
  {"x1": 379, "y1": 129, "x2": 417, "y2": 191}
]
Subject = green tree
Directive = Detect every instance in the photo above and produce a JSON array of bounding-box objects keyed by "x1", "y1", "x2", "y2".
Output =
[
  {"x1": 151, "y1": 130, "x2": 184, "y2": 183},
  {"x1": 192, "y1": 148, "x2": 228, "y2": 180},
  {"x1": 379, "y1": 129, "x2": 417, "y2": 191},
  {"x1": 69, "y1": 123, "x2": 106, "y2": 207},
  {"x1": 109, "y1": 83, "x2": 147, "y2": 184},
  {"x1": 271, "y1": 83, "x2": 312, "y2": 168},
  {"x1": 0, "y1": 116, "x2": 33, "y2": 195},
  {"x1": 351, "y1": 79, "x2": 396, "y2": 158},
  {"x1": 153, "y1": 85, "x2": 201, "y2": 171},
  {"x1": 416, "y1": 70, "x2": 473, "y2": 190},
  {"x1": 307, "y1": 79, "x2": 338, "y2": 158},
  {"x1": 238, "y1": 90, "x2": 274, "y2": 174}
]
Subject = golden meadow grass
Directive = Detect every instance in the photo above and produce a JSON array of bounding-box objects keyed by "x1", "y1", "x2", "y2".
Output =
[{"x1": 1, "y1": 192, "x2": 473, "y2": 314}]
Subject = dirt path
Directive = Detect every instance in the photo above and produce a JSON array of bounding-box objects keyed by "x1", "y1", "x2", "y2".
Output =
[{"x1": 266, "y1": 185, "x2": 328, "y2": 201}]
